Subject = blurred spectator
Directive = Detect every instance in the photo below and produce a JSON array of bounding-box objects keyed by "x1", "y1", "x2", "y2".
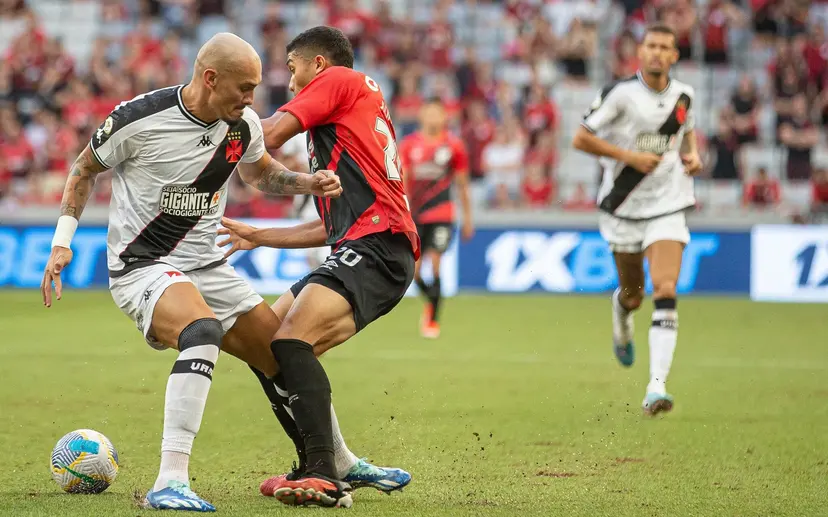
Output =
[
  {"x1": 521, "y1": 82, "x2": 558, "y2": 147},
  {"x1": 703, "y1": 0, "x2": 744, "y2": 65},
  {"x1": 752, "y1": 0, "x2": 782, "y2": 43},
  {"x1": 392, "y1": 70, "x2": 423, "y2": 138},
  {"x1": 524, "y1": 128, "x2": 557, "y2": 178},
  {"x1": 661, "y1": 0, "x2": 696, "y2": 61},
  {"x1": 424, "y1": 1, "x2": 454, "y2": 71},
  {"x1": 774, "y1": 63, "x2": 810, "y2": 136},
  {"x1": 779, "y1": 95, "x2": 818, "y2": 180},
  {"x1": 482, "y1": 116, "x2": 526, "y2": 198},
  {"x1": 563, "y1": 182, "x2": 595, "y2": 211},
  {"x1": 490, "y1": 182, "x2": 518, "y2": 209},
  {"x1": 0, "y1": 117, "x2": 34, "y2": 180},
  {"x1": 326, "y1": 0, "x2": 377, "y2": 57},
  {"x1": 743, "y1": 167, "x2": 781, "y2": 207},
  {"x1": 263, "y1": 40, "x2": 291, "y2": 112},
  {"x1": 521, "y1": 161, "x2": 554, "y2": 208},
  {"x1": 727, "y1": 75, "x2": 759, "y2": 145},
  {"x1": 461, "y1": 99, "x2": 496, "y2": 181},
  {"x1": 811, "y1": 167, "x2": 828, "y2": 219},
  {"x1": 611, "y1": 30, "x2": 639, "y2": 80},
  {"x1": 558, "y1": 18, "x2": 595, "y2": 83},
  {"x1": 708, "y1": 116, "x2": 741, "y2": 180}
]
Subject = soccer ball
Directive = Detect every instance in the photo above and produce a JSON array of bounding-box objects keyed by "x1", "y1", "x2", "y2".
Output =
[{"x1": 50, "y1": 429, "x2": 119, "y2": 494}]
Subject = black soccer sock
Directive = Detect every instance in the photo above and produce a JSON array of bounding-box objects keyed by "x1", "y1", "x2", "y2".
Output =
[
  {"x1": 414, "y1": 276, "x2": 431, "y2": 303},
  {"x1": 249, "y1": 365, "x2": 306, "y2": 470},
  {"x1": 429, "y1": 276, "x2": 442, "y2": 322},
  {"x1": 270, "y1": 339, "x2": 335, "y2": 478}
]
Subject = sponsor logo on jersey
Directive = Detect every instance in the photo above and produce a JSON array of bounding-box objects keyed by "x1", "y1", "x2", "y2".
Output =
[
  {"x1": 96, "y1": 116, "x2": 114, "y2": 144},
  {"x1": 635, "y1": 133, "x2": 675, "y2": 155},
  {"x1": 307, "y1": 138, "x2": 320, "y2": 172},
  {"x1": 159, "y1": 185, "x2": 222, "y2": 217},
  {"x1": 226, "y1": 130, "x2": 243, "y2": 162}
]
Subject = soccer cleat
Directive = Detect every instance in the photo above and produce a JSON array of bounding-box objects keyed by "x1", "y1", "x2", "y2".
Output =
[
  {"x1": 271, "y1": 473, "x2": 353, "y2": 508},
  {"x1": 642, "y1": 392, "x2": 674, "y2": 416},
  {"x1": 259, "y1": 462, "x2": 301, "y2": 497},
  {"x1": 611, "y1": 289, "x2": 635, "y2": 367},
  {"x1": 143, "y1": 480, "x2": 216, "y2": 512},
  {"x1": 343, "y1": 458, "x2": 412, "y2": 493},
  {"x1": 421, "y1": 321, "x2": 441, "y2": 339}
]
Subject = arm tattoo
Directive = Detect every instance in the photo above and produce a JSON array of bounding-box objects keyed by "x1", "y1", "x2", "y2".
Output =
[
  {"x1": 60, "y1": 145, "x2": 108, "y2": 219},
  {"x1": 255, "y1": 159, "x2": 308, "y2": 195}
]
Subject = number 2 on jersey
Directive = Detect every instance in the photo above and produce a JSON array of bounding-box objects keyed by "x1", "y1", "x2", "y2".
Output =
[{"x1": 374, "y1": 117, "x2": 401, "y2": 181}]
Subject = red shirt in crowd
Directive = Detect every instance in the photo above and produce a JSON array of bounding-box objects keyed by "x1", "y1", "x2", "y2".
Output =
[{"x1": 743, "y1": 178, "x2": 781, "y2": 206}]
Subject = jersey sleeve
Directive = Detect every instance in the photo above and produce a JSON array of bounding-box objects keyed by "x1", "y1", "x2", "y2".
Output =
[
  {"x1": 89, "y1": 107, "x2": 146, "y2": 169},
  {"x1": 451, "y1": 137, "x2": 469, "y2": 176},
  {"x1": 582, "y1": 84, "x2": 623, "y2": 134},
  {"x1": 277, "y1": 68, "x2": 356, "y2": 130},
  {"x1": 241, "y1": 108, "x2": 266, "y2": 163},
  {"x1": 684, "y1": 87, "x2": 696, "y2": 132}
]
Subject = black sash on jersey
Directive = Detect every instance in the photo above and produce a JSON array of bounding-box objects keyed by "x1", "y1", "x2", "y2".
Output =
[{"x1": 599, "y1": 92, "x2": 692, "y2": 215}]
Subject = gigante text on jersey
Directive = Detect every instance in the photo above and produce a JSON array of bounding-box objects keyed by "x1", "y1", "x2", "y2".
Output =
[{"x1": 159, "y1": 185, "x2": 222, "y2": 217}]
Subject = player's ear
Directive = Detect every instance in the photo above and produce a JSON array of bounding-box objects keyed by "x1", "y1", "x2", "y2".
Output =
[
  {"x1": 315, "y1": 55, "x2": 326, "y2": 73},
  {"x1": 204, "y1": 69, "x2": 219, "y2": 90}
]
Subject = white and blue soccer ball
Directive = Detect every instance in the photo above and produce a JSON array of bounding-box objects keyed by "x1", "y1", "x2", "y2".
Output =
[{"x1": 50, "y1": 429, "x2": 119, "y2": 494}]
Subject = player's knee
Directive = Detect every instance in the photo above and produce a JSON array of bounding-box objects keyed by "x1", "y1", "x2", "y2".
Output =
[
  {"x1": 620, "y1": 287, "x2": 644, "y2": 309},
  {"x1": 652, "y1": 280, "x2": 677, "y2": 300},
  {"x1": 178, "y1": 317, "x2": 223, "y2": 351}
]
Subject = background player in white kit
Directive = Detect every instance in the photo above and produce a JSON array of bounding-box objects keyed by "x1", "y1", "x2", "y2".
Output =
[
  {"x1": 572, "y1": 24, "x2": 702, "y2": 416},
  {"x1": 39, "y1": 33, "x2": 407, "y2": 512}
]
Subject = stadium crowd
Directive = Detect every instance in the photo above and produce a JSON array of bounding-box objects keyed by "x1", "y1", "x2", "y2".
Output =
[{"x1": 1, "y1": 0, "x2": 827, "y2": 219}]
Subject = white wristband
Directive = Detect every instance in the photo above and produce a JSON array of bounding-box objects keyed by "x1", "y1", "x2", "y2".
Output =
[{"x1": 51, "y1": 215, "x2": 78, "y2": 249}]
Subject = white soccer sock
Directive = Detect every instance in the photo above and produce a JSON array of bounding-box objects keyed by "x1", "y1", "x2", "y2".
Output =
[
  {"x1": 648, "y1": 308, "x2": 678, "y2": 395},
  {"x1": 154, "y1": 343, "x2": 219, "y2": 491},
  {"x1": 330, "y1": 403, "x2": 359, "y2": 479}
]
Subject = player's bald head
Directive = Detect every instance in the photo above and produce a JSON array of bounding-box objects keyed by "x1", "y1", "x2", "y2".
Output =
[
  {"x1": 190, "y1": 33, "x2": 262, "y2": 125},
  {"x1": 195, "y1": 32, "x2": 261, "y2": 76}
]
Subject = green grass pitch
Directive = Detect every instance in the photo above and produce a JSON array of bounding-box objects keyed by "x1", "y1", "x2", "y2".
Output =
[{"x1": 0, "y1": 290, "x2": 826, "y2": 516}]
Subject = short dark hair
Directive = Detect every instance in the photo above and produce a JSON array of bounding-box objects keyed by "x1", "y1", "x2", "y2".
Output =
[
  {"x1": 644, "y1": 23, "x2": 677, "y2": 47},
  {"x1": 286, "y1": 26, "x2": 354, "y2": 69},
  {"x1": 424, "y1": 96, "x2": 444, "y2": 107}
]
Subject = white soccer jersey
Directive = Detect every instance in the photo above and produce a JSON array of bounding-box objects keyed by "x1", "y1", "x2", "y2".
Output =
[
  {"x1": 582, "y1": 72, "x2": 696, "y2": 220},
  {"x1": 90, "y1": 85, "x2": 266, "y2": 276}
]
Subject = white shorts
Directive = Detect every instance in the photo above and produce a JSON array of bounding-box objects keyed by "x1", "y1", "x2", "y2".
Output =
[
  {"x1": 599, "y1": 211, "x2": 690, "y2": 254},
  {"x1": 109, "y1": 262, "x2": 264, "y2": 350}
]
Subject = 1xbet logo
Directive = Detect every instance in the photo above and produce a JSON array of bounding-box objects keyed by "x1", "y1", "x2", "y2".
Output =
[{"x1": 795, "y1": 243, "x2": 828, "y2": 287}]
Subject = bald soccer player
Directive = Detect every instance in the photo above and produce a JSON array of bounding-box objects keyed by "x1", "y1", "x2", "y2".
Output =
[{"x1": 40, "y1": 33, "x2": 408, "y2": 512}]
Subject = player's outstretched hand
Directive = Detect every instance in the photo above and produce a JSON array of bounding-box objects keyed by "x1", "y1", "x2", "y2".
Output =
[
  {"x1": 218, "y1": 217, "x2": 260, "y2": 258},
  {"x1": 681, "y1": 153, "x2": 703, "y2": 176},
  {"x1": 41, "y1": 246, "x2": 73, "y2": 308},
  {"x1": 626, "y1": 151, "x2": 662, "y2": 174},
  {"x1": 311, "y1": 170, "x2": 343, "y2": 198}
]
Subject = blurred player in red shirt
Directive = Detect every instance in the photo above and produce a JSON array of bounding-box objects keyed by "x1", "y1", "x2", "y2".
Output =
[
  {"x1": 399, "y1": 98, "x2": 473, "y2": 338},
  {"x1": 218, "y1": 27, "x2": 417, "y2": 508}
]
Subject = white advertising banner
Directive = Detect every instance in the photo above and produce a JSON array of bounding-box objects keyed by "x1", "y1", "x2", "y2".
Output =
[{"x1": 751, "y1": 225, "x2": 828, "y2": 303}]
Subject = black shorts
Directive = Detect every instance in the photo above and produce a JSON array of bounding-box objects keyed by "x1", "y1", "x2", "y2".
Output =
[
  {"x1": 289, "y1": 231, "x2": 415, "y2": 332},
  {"x1": 416, "y1": 223, "x2": 454, "y2": 254}
]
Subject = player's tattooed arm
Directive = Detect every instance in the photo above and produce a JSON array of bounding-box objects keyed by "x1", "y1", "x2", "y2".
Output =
[
  {"x1": 238, "y1": 153, "x2": 343, "y2": 198},
  {"x1": 60, "y1": 144, "x2": 108, "y2": 220},
  {"x1": 254, "y1": 157, "x2": 309, "y2": 195}
]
